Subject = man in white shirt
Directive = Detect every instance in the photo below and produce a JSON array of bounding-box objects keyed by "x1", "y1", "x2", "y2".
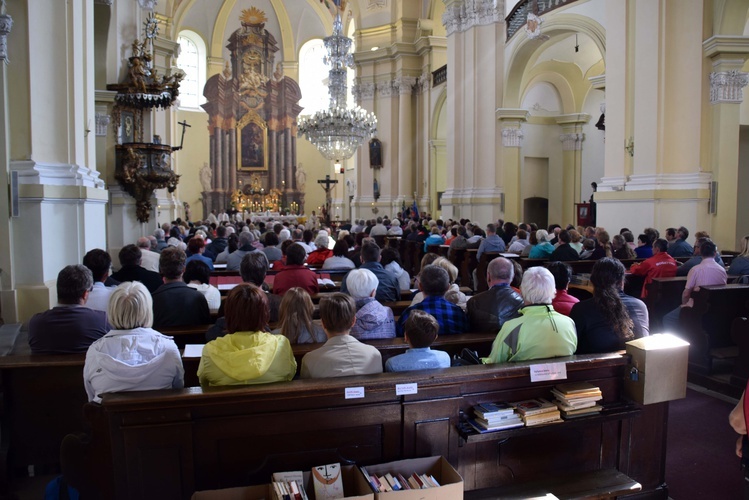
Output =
[
  {"x1": 82, "y1": 249, "x2": 115, "y2": 313},
  {"x1": 136, "y1": 237, "x2": 161, "y2": 273}
]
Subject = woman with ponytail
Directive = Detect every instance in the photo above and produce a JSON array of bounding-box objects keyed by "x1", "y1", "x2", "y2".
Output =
[{"x1": 569, "y1": 258, "x2": 649, "y2": 354}]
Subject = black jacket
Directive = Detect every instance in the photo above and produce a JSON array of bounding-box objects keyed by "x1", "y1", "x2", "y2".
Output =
[
  {"x1": 466, "y1": 284, "x2": 524, "y2": 333},
  {"x1": 110, "y1": 265, "x2": 163, "y2": 294},
  {"x1": 152, "y1": 282, "x2": 210, "y2": 328},
  {"x1": 550, "y1": 244, "x2": 581, "y2": 262},
  {"x1": 204, "y1": 238, "x2": 228, "y2": 261}
]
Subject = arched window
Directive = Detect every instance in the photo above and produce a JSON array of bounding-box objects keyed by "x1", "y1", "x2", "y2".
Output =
[
  {"x1": 176, "y1": 30, "x2": 206, "y2": 109},
  {"x1": 299, "y1": 26, "x2": 357, "y2": 115},
  {"x1": 298, "y1": 39, "x2": 329, "y2": 115}
]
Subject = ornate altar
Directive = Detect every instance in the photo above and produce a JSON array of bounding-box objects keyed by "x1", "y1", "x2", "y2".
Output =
[
  {"x1": 107, "y1": 14, "x2": 184, "y2": 223},
  {"x1": 201, "y1": 7, "x2": 303, "y2": 216}
]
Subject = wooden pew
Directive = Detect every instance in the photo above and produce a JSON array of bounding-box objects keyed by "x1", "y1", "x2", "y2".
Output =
[
  {"x1": 643, "y1": 277, "x2": 688, "y2": 331},
  {"x1": 0, "y1": 330, "x2": 497, "y2": 489},
  {"x1": 678, "y1": 284, "x2": 749, "y2": 373},
  {"x1": 61, "y1": 353, "x2": 669, "y2": 500},
  {"x1": 460, "y1": 249, "x2": 478, "y2": 289}
]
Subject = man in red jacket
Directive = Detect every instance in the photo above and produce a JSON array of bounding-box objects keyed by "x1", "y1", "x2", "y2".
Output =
[{"x1": 628, "y1": 238, "x2": 678, "y2": 298}]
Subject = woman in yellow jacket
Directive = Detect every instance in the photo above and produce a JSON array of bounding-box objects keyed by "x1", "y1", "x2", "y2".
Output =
[{"x1": 198, "y1": 283, "x2": 296, "y2": 386}]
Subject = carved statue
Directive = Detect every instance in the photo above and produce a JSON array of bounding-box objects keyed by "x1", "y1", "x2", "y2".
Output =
[
  {"x1": 295, "y1": 164, "x2": 307, "y2": 192},
  {"x1": 346, "y1": 178, "x2": 356, "y2": 197},
  {"x1": 183, "y1": 201, "x2": 191, "y2": 221},
  {"x1": 200, "y1": 163, "x2": 212, "y2": 192},
  {"x1": 273, "y1": 62, "x2": 283, "y2": 81}
]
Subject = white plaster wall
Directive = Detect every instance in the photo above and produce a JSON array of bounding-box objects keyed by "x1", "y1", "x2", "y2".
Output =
[
  {"x1": 288, "y1": 4, "x2": 327, "y2": 50},
  {"x1": 522, "y1": 82, "x2": 562, "y2": 116},
  {"x1": 581, "y1": 88, "x2": 605, "y2": 203},
  {"x1": 179, "y1": 1, "x2": 222, "y2": 43}
]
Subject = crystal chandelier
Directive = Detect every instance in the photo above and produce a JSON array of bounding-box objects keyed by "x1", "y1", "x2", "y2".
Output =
[{"x1": 297, "y1": 12, "x2": 377, "y2": 163}]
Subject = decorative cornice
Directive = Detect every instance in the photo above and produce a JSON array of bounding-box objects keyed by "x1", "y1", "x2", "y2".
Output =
[
  {"x1": 702, "y1": 35, "x2": 749, "y2": 61},
  {"x1": 496, "y1": 108, "x2": 530, "y2": 122},
  {"x1": 555, "y1": 113, "x2": 591, "y2": 126},
  {"x1": 366, "y1": 0, "x2": 388, "y2": 10},
  {"x1": 95, "y1": 113, "x2": 111, "y2": 137},
  {"x1": 394, "y1": 76, "x2": 418, "y2": 96},
  {"x1": 501, "y1": 127, "x2": 524, "y2": 148},
  {"x1": 559, "y1": 133, "x2": 584, "y2": 151},
  {"x1": 624, "y1": 173, "x2": 712, "y2": 191},
  {"x1": 588, "y1": 74, "x2": 605, "y2": 90},
  {"x1": 377, "y1": 80, "x2": 396, "y2": 97},
  {"x1": 709, "y1": 70, "x2": 749, "y2": 104},
  {"x1": 442, "y1": 0, "x2": 502, "y2": 37},
  {"x1": 137, "y1": 0, "x2": 157, "y2": 10},
  {"x1": 11, "y1": 160, "x2": 106, "y2": 189},
  {"x1": 0, "y1": 12, "x2": 13, "y2": 64}
]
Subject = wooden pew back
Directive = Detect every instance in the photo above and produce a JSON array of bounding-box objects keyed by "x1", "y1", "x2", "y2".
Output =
[{"x1": 61, "y1": 353, "x2": 669, "y2": 500}]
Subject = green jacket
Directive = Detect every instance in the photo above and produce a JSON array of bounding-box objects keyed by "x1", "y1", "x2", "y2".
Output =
[
  {"x1": 198, "y1": 331, "x2": 297, "y2": 386},
  {"x1": 484, "y1": 305, "x2": 577, "y2": 364}
]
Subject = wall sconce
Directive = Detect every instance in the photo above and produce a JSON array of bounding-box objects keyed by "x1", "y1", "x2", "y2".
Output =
[{"x1": 624, "y1": 137, "x2": 634, "y2": 157}]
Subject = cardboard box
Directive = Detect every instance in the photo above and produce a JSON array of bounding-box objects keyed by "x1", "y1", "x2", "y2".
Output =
[
  {"x1": 359, "y1": 456, "x2": 463, "y2": 500},
  {"x1": 624, "y1": 334, "x2": 689, "y2": 405},
  {"x1": 191, "y1": 465, "x2": 374, "y2": 500}
]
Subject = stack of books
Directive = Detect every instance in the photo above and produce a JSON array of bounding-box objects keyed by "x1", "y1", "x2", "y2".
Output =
[
  {"x1": 512, "y1": 398, "x2": 562, "y2": 426},
  {"x1": 551, "y1": 381, "x2": 603, "y2": 419},
  {"x1": 359, "y1": 467, "x2": 441, "y2": 492},
  {"x1": 271, "y1": 471, "x2": 309, "y2": 500},
  {"x1": 466, "y1": 402, "x2": 524, "y2": 432}
]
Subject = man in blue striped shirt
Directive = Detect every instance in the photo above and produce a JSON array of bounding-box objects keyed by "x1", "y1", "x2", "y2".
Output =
[{"x1": 397, "y1": 266, "x2": 469, "y2": 336}]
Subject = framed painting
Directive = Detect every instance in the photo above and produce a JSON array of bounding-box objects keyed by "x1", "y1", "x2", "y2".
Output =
[
  {"x1": 369, "y1": 138, "x2": 382, "y2": 169},
  {"x1": 236, "y1": 111, "x2": 268, "y2": 171}
]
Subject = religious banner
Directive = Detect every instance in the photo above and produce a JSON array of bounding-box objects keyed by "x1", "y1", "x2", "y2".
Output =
[{"x1": 236, "y1": 111, "x2": 268, "y2": 171}]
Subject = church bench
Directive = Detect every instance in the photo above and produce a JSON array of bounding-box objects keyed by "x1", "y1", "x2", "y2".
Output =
[
  {"x1": 0, "y1": 330, "x2": 497, "y2": 488},
  {"x1": 643, "y1": 277, "x2": 688, "y2": 331},
  {"x1": 61, "y1": 353, "x2": 669, "y2": 500},
  {"x1": 678, "y1": 284, "x2": 749, "y2": 373},
  {"x1": 460, "y1": 249, "x2": 479, "y2": 288}
]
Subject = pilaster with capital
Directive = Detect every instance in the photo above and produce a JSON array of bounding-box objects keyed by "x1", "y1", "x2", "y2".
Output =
[
  {"x1": 442, "y1": 0, "x2": 503, "y2": 37},
  {"x1": 0, "y1": 8, "x2": 12, "y2": 64},
  {"x1": 703, "y1": 36, "x2": 749, "y2": 248},
  {"x1": 396, "y1": 77, "x2": 417, "y2": 199},
  {"x1": 496, "y1": 109, "x2": 528, "y2": 221},
  {"x1": 555, "y1": 114, "x2": 590, "y2": 225}
]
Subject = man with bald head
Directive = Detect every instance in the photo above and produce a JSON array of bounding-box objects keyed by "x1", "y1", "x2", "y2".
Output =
[
  {"x1": 467, "y1": 257, "x2": 524, "y2": 333},
  {"x1": 136, "y1": 237, "x2": 160, "y2": 273}
]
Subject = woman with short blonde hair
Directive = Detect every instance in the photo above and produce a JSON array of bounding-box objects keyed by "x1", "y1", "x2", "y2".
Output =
[{"x1": 83, "y1": 282, "x2": 183, "y2": 403}]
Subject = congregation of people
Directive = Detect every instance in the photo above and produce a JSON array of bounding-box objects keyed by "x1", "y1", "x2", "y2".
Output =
[{"x1": 25, "y1": 211, "x2": 749, "y2": 404}]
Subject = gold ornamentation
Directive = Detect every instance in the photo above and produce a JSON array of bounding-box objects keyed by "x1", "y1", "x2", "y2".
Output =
[{"x1": 240, "y1": 7, "x2": 267, "y2": 26}]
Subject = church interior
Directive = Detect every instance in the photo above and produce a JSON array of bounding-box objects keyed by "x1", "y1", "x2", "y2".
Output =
[
  {"x1": 0, "y1": 0, "x2": 748, "y2": 322},
  {"x1": 1, "y1": 0, "x2": 749, "y2": 497}
]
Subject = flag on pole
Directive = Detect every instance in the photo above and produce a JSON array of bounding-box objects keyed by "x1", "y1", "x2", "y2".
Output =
[{"x1": 412, "y1": 200, "x2": 419, "y2": 221}]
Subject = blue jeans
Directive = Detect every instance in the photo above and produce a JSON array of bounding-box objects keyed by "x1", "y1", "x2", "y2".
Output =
[{"x1": 662, "y1": 306, "x2": 682, "y2": 334}]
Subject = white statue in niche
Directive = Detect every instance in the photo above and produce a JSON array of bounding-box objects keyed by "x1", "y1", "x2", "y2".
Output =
[
  {"x1": 346, "y1": 178, "x2": 356, "y2": 197},
  {"x1": 200, "y1": 163, "x2": 212, "y2": 192},
  {"x1": 295, "y1": 164, "x2": 306, "y2": 192}
]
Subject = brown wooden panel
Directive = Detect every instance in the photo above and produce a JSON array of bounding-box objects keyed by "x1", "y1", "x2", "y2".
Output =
[{"x1": 120, "y1": 422, "x2": 194, "y2": 500}]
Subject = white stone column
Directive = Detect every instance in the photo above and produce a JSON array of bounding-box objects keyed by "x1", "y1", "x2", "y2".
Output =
[
  {"x1": 351, "y1": 81, "x2": 376, "y2": 220},
  {"x1": 704, "y1": 36, "x2": 749, "y2": 249},
  {"x1": 497, "y1": 109, "x2": 529, "y2": 222},
  {"x1": 395, "y1": 76, "x2": 416, "y2": 207},
  {"x1": 3, "y1": 0, "x2": 108, "y2": 321},
  {"x1": 556, "y1": 114, "x2": 590, "y2": 227},
  {"x1": 442, "y1": 0, "x2": 504, "y2": 222}
]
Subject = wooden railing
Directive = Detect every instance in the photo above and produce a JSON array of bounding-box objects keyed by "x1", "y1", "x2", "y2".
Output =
[{"x1": 432, "y1": 64, "x2": 447, "y2": 86}]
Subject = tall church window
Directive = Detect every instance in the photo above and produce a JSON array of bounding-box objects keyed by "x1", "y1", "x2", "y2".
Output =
[
  {"x1": 177, "y1": 30, "x2": 206, "y2": 109},
  {"x1": 298, "y1": 39, "x2": 329, "y2": 115},
  {"x1": 299, "y1": 25, "x2": 356, "y2": 115}
]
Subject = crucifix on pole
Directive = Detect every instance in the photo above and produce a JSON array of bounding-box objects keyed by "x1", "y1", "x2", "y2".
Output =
[
  {"x1": 317, "y1": 174, "x2": 338, "y2": 225},
  {"x1": 172, "y1": 120, "x2": 191, "y2": 151}
]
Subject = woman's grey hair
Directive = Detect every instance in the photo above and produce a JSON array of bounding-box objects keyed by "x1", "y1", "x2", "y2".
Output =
[
  {"x1": 535, "y1": 229, "x2": 550, "y2": 243},
  {"x1": 314, "y1": 234, "x2": 330, "y2": 249},
  {"x1": 107, "y1": 281, "x2": 153, "y2": 330},
  {"x1": 520, "y1": 266, "x2": 556, "y2": 305},
  {"x1": 346, "y1": 268, "x2": 379, "y2": 298}
]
